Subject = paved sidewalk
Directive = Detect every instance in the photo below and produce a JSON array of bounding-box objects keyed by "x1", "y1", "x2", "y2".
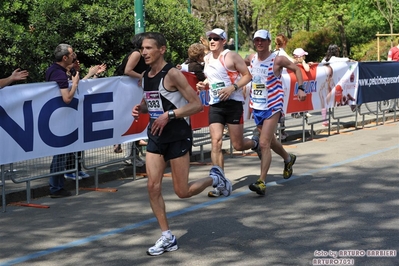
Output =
[{"x1": 1, "y1": 110, "x2": 397, "y2": 208}]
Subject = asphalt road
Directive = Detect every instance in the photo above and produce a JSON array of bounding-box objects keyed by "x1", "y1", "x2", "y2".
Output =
[{"x1": 0, "y1": 122, "x2": 398, "y2": 266}]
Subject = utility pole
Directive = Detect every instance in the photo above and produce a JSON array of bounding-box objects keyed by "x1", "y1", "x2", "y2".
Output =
[
  {"x1": 134, "y1": 0, "x2": 145, "y2": 34},
  {"x1": 234, "y1": 0, "x2": 238, "y2": 52}
]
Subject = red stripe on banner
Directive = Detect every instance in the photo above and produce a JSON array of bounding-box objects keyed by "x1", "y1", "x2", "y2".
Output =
[
  {"x1": 182, "y1": 72, "x2": 210, "y2": 130},
  {"x1": 286, "y1": 64, "x2": 317, "y2": 113}
]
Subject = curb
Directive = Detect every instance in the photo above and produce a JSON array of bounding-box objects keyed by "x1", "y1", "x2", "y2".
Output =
[{"x1": 2, "y1": 166, "x2": 138, "y2": 207}]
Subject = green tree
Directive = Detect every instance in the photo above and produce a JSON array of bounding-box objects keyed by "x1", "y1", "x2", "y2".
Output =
[
  {"x1": 1, "y1": 0, "x2": 398, "y2": 81},
  {"x1": 145, "y1": 0, "x2": 205, "y2": 64},
  {"x1": 375, "y1": 0, "x2": 399, "y2": 46},
  {"x1": 0, "y1": 1, "x2": 33, "y2": 80},
  {"x1": 0, "y1": 0, "x2": 204, "y2": 82}
]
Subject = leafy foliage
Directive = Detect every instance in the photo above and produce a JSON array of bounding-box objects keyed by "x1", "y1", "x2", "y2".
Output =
[
  {"x1": 287, "y1": 29, "x2": 340, "y2": 62},
  {"x1": 0, "y1": 0, "x2": 398, "y2": 83},
  {"x1": 0, "y1": 0, "x2": 204, "y2": 82},
  {"x1": 191, "y1": 0, "x2": 398, "y2": 61},
  {"x1": 145, "y1": 0, "x2": 205, "y2": 65}
]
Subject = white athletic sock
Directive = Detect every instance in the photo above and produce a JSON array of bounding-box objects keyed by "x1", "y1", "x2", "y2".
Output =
[{"x1": 162, "y1": 230, "x2": 172, "y2": 239}]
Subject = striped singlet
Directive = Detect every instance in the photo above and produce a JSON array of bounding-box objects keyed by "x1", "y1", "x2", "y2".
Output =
[{"x1": 249, "y1": 53, "x2": 284, "y2": 114}]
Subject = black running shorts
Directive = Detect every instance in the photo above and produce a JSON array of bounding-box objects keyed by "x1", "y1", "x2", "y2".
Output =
[
  {"x1": 208, "y1": 100, "x2": 244, "y2": 125},
  {"x1": 146, "y1": 136, "x2": 192, "y2": 162}
]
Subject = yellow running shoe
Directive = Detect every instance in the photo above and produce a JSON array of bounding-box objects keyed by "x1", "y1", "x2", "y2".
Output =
[
  {"x1": 283, "y1": 154, "x2": 296, "y2": 179},
  {"x1": 248, "y1": 179, "x2": 266, "y2": 195}
]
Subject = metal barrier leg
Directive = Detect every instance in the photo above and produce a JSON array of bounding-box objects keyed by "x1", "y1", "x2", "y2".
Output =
[
  {"x1": 132, "y1": 142, "x2": 137, "y2": 181},
  {"x1": 327, "y1": 108, "x2": 331, "y2": 136},
  {"x1": 75, "y1": 152, "x2": 79, "y2": 196},
  {"x1": 355, "y1": 107, "x2": 359, "y2": 129},
  {"x1": 362, "y1": 114, "x2": 365, "y2": 128},
  {"x1": 26, "y1": 180, "x2": 31, "y2": 203},
  {"x1": 10, "y1": 180, "x2": 50, "y2": 209},
  {"x1": 310, "y1": 125, "x2": 314, "y2": 139},
  {"x1": 229, "y1": 139, "x2": 233, "y2": 158},
  {"x1": 375, "y1": 102, "x2": 381, "y2": 126},
  {"x1": 1, "y1": 165, "x2": 6, "y2": 213},
  {"x1": 382, "y1": 111, "x2": 386, "y2": 124},
  {"x1": 95, "y1": 167, "x2": 99, "y2": 188}
]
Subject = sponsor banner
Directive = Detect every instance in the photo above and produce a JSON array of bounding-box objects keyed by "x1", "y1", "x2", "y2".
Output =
[
  {"x1": 0, "y1": 77, "x2": 147, "y2": 164},
  {"x1": 3, "y1": 61, "x2": 395, "y2": 165},
  {"x1": 283, "y1": 62, "x2": 358, "y2": 112},
  {"x1": 182, "y1": 72, "x2": 210, "y2": 130},
  {"x1": 182, "y1": 62, "x2": 359, "y2": 127},
  {"x1": 357, "y1": 61, "x2": 399, "y2": 104}
]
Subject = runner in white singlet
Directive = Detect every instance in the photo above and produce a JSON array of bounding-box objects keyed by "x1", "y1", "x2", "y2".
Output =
[{"x1": 196, "y1": 28, "x2": 256, "y2": 197}]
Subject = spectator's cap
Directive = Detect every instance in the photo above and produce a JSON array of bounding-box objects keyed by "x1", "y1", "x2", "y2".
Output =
[
  {"x1": 253, "y1": 30, "x2": 271, "y2": 40},
  {"x1": 206, "y1": 28, "x2": 227, "y2": 40},
  {"x1": 293, "y1": 48, "x2": 308, "y2": 57}
]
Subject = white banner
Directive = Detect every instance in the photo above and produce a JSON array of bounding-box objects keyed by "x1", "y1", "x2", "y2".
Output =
[
  {"x1": 0, "y1": 76, "x2": 147, "y2": 164},
  {"x1": 281, "y1": 61, "x2": 358, "y2": 114},
  {"x1": 0, "y1": 62, "x2": 359, "y2": 165}
]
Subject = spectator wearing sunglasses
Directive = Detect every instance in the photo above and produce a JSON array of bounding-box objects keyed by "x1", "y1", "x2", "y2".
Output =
[
  {"x1": 196, "y1": 28, "x2": 256, "y2": 197},
  {"x1": 63, "y1": 57, "x2": 107, "y2": 181},
  {"x1": 45, "y1": 43, "x2": 79, "y2": 198}
]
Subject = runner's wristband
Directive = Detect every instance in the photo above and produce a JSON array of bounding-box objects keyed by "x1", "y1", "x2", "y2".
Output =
[
  {"x1": 168, "y1": 110, "x2": 176, "y2": 120},
  {"x1": 233, "y1": 83, "x2": 239, "y2": 91},
  {"x1": 298, "y1": 85, "x2": 305, "y2": 92}
]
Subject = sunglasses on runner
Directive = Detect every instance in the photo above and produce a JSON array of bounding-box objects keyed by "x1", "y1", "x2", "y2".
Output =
[{"x1": 208, "y1": 37, "x2": 221, "y2": 41}]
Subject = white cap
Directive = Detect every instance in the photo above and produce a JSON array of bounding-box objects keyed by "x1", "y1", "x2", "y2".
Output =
[
  {"x1": 253, "y1": 30, "x2": 271, "y2": 40},
  {"x1": 293, "y1": 48, "x2": 308, "y2": 57},
  {"x1": 206, "y1": 28, "x2": 227, "y2": 40}
]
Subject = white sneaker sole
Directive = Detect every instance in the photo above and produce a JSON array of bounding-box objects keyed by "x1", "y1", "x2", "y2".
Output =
[{"x1": 146, "y1": 244, "x2": 178, "y2": 256}]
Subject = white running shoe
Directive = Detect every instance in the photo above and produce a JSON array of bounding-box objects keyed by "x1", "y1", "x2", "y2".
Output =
[
  {"x1": 147, "y1": 235, "x2": 178, "y2": 256},
  {"x1": 209, "y1": 166, "x2": 232, "y2": 197}
]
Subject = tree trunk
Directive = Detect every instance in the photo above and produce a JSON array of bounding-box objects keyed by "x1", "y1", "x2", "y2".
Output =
[{"x1": 337, "y1": 14, "x2": 348, "y2": 57}]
